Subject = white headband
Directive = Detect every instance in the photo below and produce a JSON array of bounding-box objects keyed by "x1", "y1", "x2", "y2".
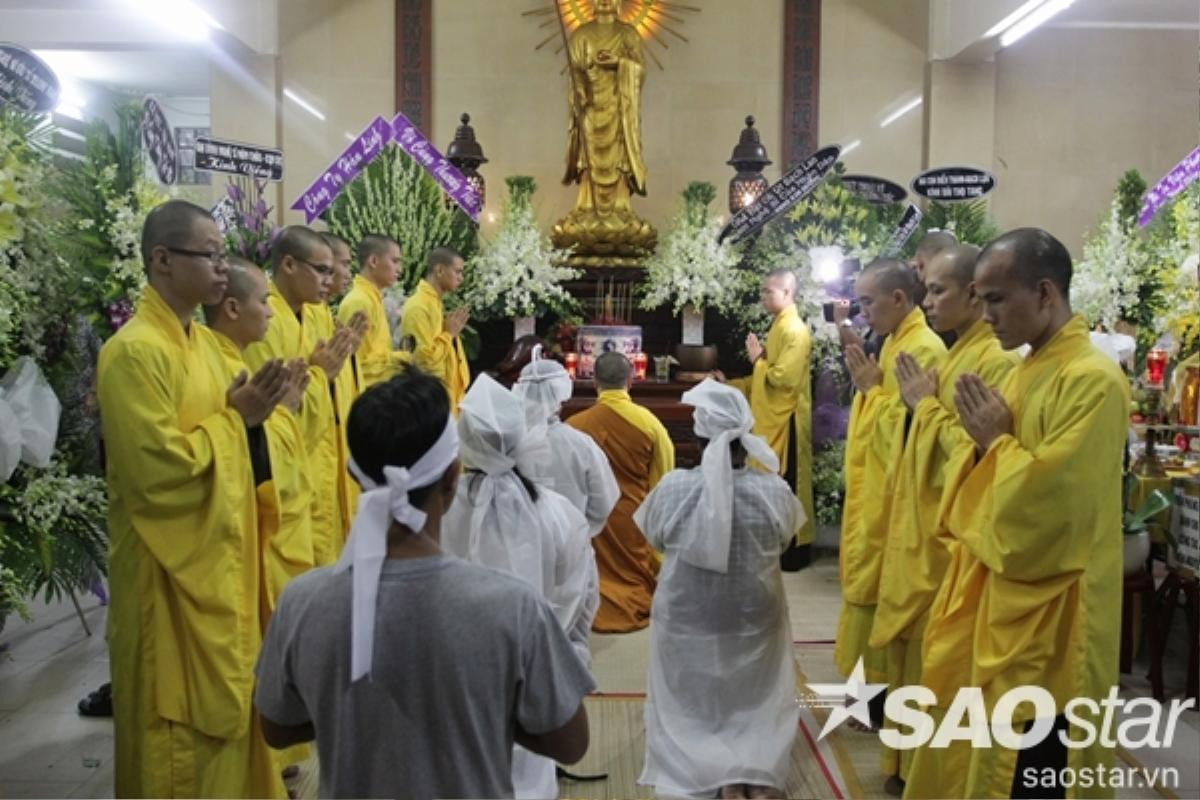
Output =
[
  {"x1": 680, "y1": 379, "x2": 779, "y2": 573},
  {"x1": 333, "y1": 415, "x2": 459, "y2": 682}
]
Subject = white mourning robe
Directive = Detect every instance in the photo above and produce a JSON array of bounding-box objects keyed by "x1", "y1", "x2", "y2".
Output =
[{"x1": 633, "y1": 467, "x2": 801, "y2": 797}]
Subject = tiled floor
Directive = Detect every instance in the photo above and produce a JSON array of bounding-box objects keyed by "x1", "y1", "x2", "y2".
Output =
[
  {"x1": 2, "y1": 553, "x2": 1198, "y2": 798},
  {"x1": 0, "y1": 597, "x2": 113, "y2": 798}
]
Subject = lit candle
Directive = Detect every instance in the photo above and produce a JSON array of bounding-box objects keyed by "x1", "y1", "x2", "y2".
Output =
[
  {"x1": 633, "y1": 352, "x2": 648, "y2": 381},
  {"x1": 1146, "y1": 348, "x2": 1168, "y2": 387}
]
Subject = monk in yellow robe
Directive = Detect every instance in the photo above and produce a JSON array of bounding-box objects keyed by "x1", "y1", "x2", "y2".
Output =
[
  {"x1": 913, "y1": 229, "x2": 1129, "y2": 799},
  {"x1": 401, "y1": 246, "x2": 470, "y2": 411},
  {"x1": 567, "y1": 351, "x2": 674, "y2": 632},
  {"x1": 98, "y1": 200, "x2": 287, "y2": 798},
  {"x1": 203, "y1": 257, "x2": 316, "y2": 779},
  {"x1": 203, "y1": 258, "x2": 315, "y2": 617},
  {"x1": 867, "y1": 245, "x2": 1018, "y2": 791},
  {"x1": 726, "y1": 268, "x2": 815, "y2": 569},
  {"x1": 337, "y1": 233, "x2": 412, "y2": 387},
  {"x1": 309, "y1": 234, "x2": 368, "y2": 543},
  {"x1": 837, "y1": 260, "x2": 946, "y2": 688},
  {"x1": 244, "y1": 226, "x2": 361, "y2": 565}
]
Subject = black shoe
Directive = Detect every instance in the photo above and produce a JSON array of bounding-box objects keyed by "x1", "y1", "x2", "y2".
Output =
[{"x1": 78, "y1": 682, "x2": 112, "y2": 717}]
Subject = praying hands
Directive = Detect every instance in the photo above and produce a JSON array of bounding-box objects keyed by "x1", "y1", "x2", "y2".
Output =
[
  {"x1": 953, "y1": 373, "x2": 1013, "y2": 451},
  {"x1": 894, "y1": 352, "x2": 939, "y2": 411},
  {"x1": 844, "y1": 344, "x2": 883, "y2": 393}
]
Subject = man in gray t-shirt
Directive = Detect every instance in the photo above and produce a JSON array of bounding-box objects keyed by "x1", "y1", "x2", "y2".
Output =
[{"x1": 254, "y1": 368, "x2": 594, "y2": 800}]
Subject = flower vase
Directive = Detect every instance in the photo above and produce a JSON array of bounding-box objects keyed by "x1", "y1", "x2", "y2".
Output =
[
  {"x1": 514, "y1": 316, "x2": 536, "y2": 340},
  {"x1": 682, "y1": 304, "x2": 705, "y2": 346}
]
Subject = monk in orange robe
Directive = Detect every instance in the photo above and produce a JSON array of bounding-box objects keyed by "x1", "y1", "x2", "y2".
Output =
[{"x1": 567, "y1": 351, "x2": 674, "y2": 632}]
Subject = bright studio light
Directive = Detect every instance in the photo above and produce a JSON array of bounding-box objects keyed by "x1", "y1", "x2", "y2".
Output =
[
  {"x1": 126, "y1": 0, "x2": 223, "y2": 41},
  {"x1": 880, "y1": 97, "x2": 922, "y2": 128},
  {"x1": 810, "y1": 246, "x2": 845, "y2": 285},
  {"x1": 32, "y1": 52, "x2": 88, "y2": 119},
  {"x1": 284, "y1": 88, "x2": 326, "y2": 121},
  {"x1": 1000, "y1": 0, "x2": 1074, "y2": 47}
]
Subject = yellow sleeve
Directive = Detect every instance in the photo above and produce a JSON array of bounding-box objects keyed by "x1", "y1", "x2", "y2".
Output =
[
  {"x1": 761, "y1": 324, "x2": 810, "y2": 393},
  {"x1": 728, "y1": 376, "x2": 751, "y2": 397},
  {"x1": 400, "y1": 298, "x2": 455, "y2": 384},
  {"x1": 260, "y1": 408, "x2": 315, "y2": 616},
  {"x1": 947, "y1": 370, "x2": 1128, "y2": 581},
  {"x1": 100, "y1": 341, "x2": 249, "y2": 521},
  {"x1": 335, "y1": 294, "x2": 365, "y2": 335},
  {"x1": 339, "y1": 291, "x2": 409, "y2": 386},
  {"x1": 98, "y1": 340, "x2": 258, "y2": 738},
  {"x1": 245, "y1": 318, "x2": 334, "y2": 453},
  {"x1": 647, "y1": 420, "x2": 675, "y2": 489}
]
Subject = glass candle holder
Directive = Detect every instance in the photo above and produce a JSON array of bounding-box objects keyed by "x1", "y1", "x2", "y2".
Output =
[
  {"x1": 564, "y1": 352, "x2": 578, "y2": 380},
  {"x1": 632, "y1": 352, "x2": 648, "y2": 381},
  {"x1": 1146, "y1": 348, "x2": 1168, "y2": 387}
]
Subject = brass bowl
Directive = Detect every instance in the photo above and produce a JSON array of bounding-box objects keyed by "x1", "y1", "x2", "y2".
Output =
[{"x1": 674, "y1": 343, "x2": 717, "y2": 373}]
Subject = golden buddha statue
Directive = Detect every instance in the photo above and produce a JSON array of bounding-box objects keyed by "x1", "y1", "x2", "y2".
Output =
[{"x1": 552, "y1": 0, "x2": 657, "y2": 267}]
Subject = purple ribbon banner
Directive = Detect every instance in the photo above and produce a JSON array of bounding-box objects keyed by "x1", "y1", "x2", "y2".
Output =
[
  {"x1": 290, "y1": 112, "x2": 482, "y2": 224},
  {"x1": 390, "y1": 112, "x2": 482, "y2": 221},
  {"x1": 290, "y1": 115, "x2": 393, "y2": 223},
  {"x1": 1138, "y1": 147, "x2": 1200, "y2": 228}
]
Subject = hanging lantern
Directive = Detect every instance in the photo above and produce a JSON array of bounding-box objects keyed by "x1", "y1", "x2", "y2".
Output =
[
  {"x1": 726, "y1": 115, "x2": 771, "y2": 214},
  {"x1": 445, "y1": 112, "x2": 488, "y2": 207}
]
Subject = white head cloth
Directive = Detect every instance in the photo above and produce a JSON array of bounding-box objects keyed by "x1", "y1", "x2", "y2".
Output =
[
  {"x1": 456, "y1": 374, "x2": 552, "y2": 554},
  {"x1": 332, "y1": 415, "x2": 459, "y2": 682},
  {"x1": 679, "y1": 378, "x2": 779, "y2": 573},
  {"x1": 513, "y1": 345, "x2": 573, "y2": 430}
]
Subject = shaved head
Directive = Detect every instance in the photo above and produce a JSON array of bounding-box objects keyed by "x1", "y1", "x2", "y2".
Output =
[
  {"x1": 321, "y1": 231, "x2": 349, "y2": 254},
  {"x1": 761, "y1": 268, "x2": 797, "y2": 314},
  {"x1": 271, "y1": 225, "x2": 327, "y2": 271},
  {"x1": 140, "y1": 199, "x2": 212, "y2": 269},
  {"x1": 765, "y1": 268, "x2": 797, "y2": 292},
  {"x1": 929, "y1": 244, "x2": 981, "y2": 289},
  {"x1": 202, "y1": 257, "x2": 263, "y2": 324},
  {"x1": 979, "y1": 228, "x2": 1072, "y2": 298},
  {"x1": 862, "y1": 258, "x2": 919, "y2": 302},
  {"x1": 358, "y1": 233, "x2": 399, "y2": 267},
  {"x1": 593, "y1": 351, "x2": 631, "y2": 390},
  {"x1": 915, "y1": 230, "x2": 958, "y2": 260}
]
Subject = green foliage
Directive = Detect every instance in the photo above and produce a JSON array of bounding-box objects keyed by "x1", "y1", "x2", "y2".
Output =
[
  {"x1": 1116, "y1": 170, "x2": 1147, "y2": 232},
  {"x1": 506, "y1": 175, "x2": 536, "y2": 206},
  {"x1": 52, "y1": 102, "x2": 166, "y2": 339},
  {"x1": 909, "y1": 200, "x2": 1001, "y2": 255},
  {"x1": 326, "y1": 146, "x2": 478, "y2": 293},
  {"x1": 0, "y1": 462, "x2": 107, "y2": 612},
  {"x1": 740, "y1": 164, "x2": 899, "y2": 332},
  {"x1": 681, "y1": 180, "x2": 717, "y2": 225},
  {"x1": 812, "y1": 440, "x2": 846, "y2": 528}
]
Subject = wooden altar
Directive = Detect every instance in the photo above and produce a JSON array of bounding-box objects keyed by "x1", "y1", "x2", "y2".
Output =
[{"x1": 560, "y1": 379, "x2": 700, "y2": 468}]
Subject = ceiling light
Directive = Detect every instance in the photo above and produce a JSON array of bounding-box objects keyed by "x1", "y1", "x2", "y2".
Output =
[
  {"x1": 841, "y1": 139, "x2": 862, "y2": 156},
  {"x1": 1000, "y1": 0, "x2": 1074, "y2": 47},
  {"x1": 984, "y1": 0, "x2": 1044, "y2": 38},
  {"x1": 880, "y1": 97, "x2": 922, "y2": 128},
  {"x1": 284, "y1": 88, "x2": 326, "y2": 121},
  {"x1": 32, "y1": 56, "x2": 89, "y2": 119}
]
